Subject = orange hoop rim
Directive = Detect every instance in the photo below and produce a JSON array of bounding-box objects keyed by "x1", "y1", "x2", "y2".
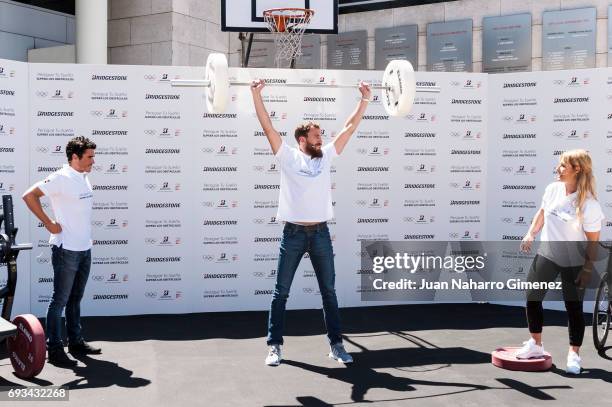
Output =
[{"x1": 263, "y1": 7, "x2": 315, "y2": 18}]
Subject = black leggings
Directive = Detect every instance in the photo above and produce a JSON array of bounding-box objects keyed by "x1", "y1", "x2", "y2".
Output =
[{"x1": 525, "y1": 255, "x2": 585, "y2": 347}]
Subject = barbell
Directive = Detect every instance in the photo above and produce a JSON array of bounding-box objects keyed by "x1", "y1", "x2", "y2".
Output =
[{"x1": 170, "y1": 53, "x2": 440, "y2": 117}]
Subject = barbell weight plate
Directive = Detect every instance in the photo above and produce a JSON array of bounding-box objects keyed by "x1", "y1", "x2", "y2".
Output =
[
  {"x1": 382, "y1": 59, "x2": 416, "y2": 117},
  {"x1": 205, "y1": 53, "x2": 230, "y2": 114},
  {"x1": 7, "y1": 314, "x2": 46, "y2": 379}
]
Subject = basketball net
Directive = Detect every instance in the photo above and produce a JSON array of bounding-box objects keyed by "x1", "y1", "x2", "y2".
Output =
[{"x1": 263, "y1": 8, "x2": 314, "y2": 68}]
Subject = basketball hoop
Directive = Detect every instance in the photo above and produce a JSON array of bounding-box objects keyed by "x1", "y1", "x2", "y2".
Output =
[{"x1": 263, "y1": 8, "x2": 314, "y2": 68}]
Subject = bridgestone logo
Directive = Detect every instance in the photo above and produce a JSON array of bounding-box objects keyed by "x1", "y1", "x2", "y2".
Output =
[
  {"x1": 93, "y1": 240, "x2": 128, "y2": 245},
  {"x1": 254, "y1": 184, "x2": 279, "y2": 189},
  {"x1": 146, "y1": 257, "x2": 181, "y2": 262},
  {"x1": 404, "y1": 234, "x2": 434, "y2": 239},
  {"x1": 92, "y1": 185, "x2": 128, "y2": 191},
  {"x1": 203, "y1": 220, "x2": 238, "y2": 225},
  {"x1": 145, "y1": 148, "x2": 180, "y2": 154},
  {"x1": 92, "y1": 75, "x2": 127, "y2": 80},
  {"x1": 145, "y1": 94, "x2": 180, "y2": 100},
  {"x1": 452, "y1": 99, "x2": 482, "y2": 104},
  {"x1": 502, "y1": 185, "x2": 536, "y2": 190},
  {"x1": 203, "y1": 113, "x2": 237, "y2": 118},
  {"x1": 254, "y1": 237, "x2": 281, "y2": 242},
  {"x1": 405, "y1": 132, "x2": 435, "y2": 138},
  {"x1": 357, "y1": 218, "x2": 388, "y2": 223},
  {"x1": 451, "y1": 150, "x2": 480, "y2": 155},
  {"x1": 502, "y1": 235, "x2": 523, "y2": 240},
  {"x1": 451, "y1": 200, "x2": 480, "y2": 205},
  {"x1": 202, "y1": 166, "x2": 237, "y2": 172},
  {"x1": 254, "y1": 131, "x2": 287, "y2": 137},
  {"x1": 93, "y1": 294, "x2": 128, "y2": 300},
  {"x1": 38, "y1": 166, "x2": 61, "y2": 172},
  {"x1": 38, "y1": 111, "x2": 73, "y2": 116},
  {"x1": 93, "y1": 130, "x2": 127, "y2": 136},
  {"x1": 0, "y1": 90, "x2": 15, "y2": 96},
  {"x1": 503, "y1": 82, "x2": 536, "y2": 88},
  {"x1": 146, "y1": 203, "x2": 180, "y2": 208},
  {"x1": 203, "y1": 273, "x2": 238, "y2": 279},
  {"x1": 0, "y1": 147, "x2": 15, "y2": 152},
  {"x1": 405, "y1": 184, "x2": 435, "y2": 188},
  {"x1": 503, "y1": 134, "x2": 536, "y2": 139},
  {"x1": 357, "y1": 167, "x2": 389, "y2": 171},
  {"x1": 304, "y1": 97, "x2": 336, "y2": 102},
  {"x1": 554, "y1": 97, "x2": 589, "y2": 103},
  {"x1": 255, "y1": 289, "x2": 274, "y2": 295},
  {"x1": 363, "y1": 115, "x2": 389, "y2": 120}
]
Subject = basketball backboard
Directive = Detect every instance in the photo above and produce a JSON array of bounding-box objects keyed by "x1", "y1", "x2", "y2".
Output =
[{"x1": 221, "y1": 0, "x2": 338, "y2": 34}]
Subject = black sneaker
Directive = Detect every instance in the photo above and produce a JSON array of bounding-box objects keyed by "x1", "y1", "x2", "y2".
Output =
[
  {"x1": 68, "y1": 340, "x2": 102, "y2": 355},
  {"x1": 48, "y1": 346, "x2": 78, "y2": 367}
]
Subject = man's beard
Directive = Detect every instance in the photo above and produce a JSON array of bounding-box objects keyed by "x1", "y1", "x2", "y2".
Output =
[{"x1": 305, "y1": 143, "x2": 323, "y2": 158}]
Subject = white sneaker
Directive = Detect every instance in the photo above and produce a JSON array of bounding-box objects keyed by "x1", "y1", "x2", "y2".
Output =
[
  {"x1": 515, "y1": 338, "x2": 545, "y2": 359},
  {"x1": 566, "y1": 351, "x2": 582, "y2": 375},
  {"x1": 265, "y1": 344, "x2": 282, "y2": 366},
  {"x1": 329, "y1": 343, "x2": 353, "y2": 364}
]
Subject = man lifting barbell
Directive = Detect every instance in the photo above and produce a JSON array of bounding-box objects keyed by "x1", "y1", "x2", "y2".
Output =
[{"x1": 250, "y1": 78, "x2": 371, "y2": 366}]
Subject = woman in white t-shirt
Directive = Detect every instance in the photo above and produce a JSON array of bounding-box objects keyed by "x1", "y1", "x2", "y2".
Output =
[{"x1": 517, "y1": 149, "x2": 604, "y2": 374}]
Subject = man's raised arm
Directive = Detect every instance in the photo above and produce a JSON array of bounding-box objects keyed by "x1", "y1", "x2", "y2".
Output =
[
  {"x1": 332, "y1": 82, "x2": 372, "y2": 155},
  {"x1": 251, "y1": 79, "x2": 282, "y2": 154}
]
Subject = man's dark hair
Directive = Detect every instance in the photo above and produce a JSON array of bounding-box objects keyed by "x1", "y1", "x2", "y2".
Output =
[
  {"x1": 66, "y1": 136, "x2": 96, "y2": 162},
  {"x1": 294, "y1": 122, "x2": 320, "y2": 143}
]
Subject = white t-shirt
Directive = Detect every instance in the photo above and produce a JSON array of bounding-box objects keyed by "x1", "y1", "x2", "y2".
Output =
[
  {"x1": 538, "y1": 181, "x2": 604, "y2": 266},
  {"x1": 36, "y1": 164, "x2": 94, "y2": 251},
  {"x1": 275, "y1": 141, "x2": 337, "y2": 222}
]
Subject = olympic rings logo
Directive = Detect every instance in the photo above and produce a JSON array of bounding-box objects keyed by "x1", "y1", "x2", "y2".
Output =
[
  {"x1": 144, "y1": 184, "x2": 156, "y2": 191},
  {"x1": 91, "y1": 275, "x2": 105, "y2": 281},
  {"x1": 35, "y1": 146, "x2": 49, "y2": 153},
  {"x1": 253, "y1": 218, "x2": 264, "y2": 224},
  {"x1": 403, "y1": 217, "x2": 414, "y2": 222},
  {"x1": 144, "y1": 129, "x2": 156, "y2": 135},
  {"x1": 202, "y1": 255, "x2": 214, "y2": 262},
  {"x1": 449, "y1": 233, "x2": 460, "y2": 239},
  {"x1": 91, "y1": 221, "x2": 104, "y2": 227},
  {"x1": 253, "y1": 272, "x2": 264, "y2": 277},
  {"x1": 145, "y1": 238, "x2": 157, "y2": 244},
  {"x1": 355, "y1": 200, "x2": 367, "y2": 206},
  {"x1": 501, "y1": 218, "x2": 512, "y2": 224},
  {"x1": 201, "y1": 147, "x2": 214, "y2": 153},
  {"x1": 302, "y1": 288, "x2": 314, "y2": 294},
  {"x1": 91, "y1": 110, "x2": 103, "y2": 117},
  {"x1": 552, "y1": 80, "x2": 565, "y2": 85},
  {"x1": 36, "y1": 257, "x2": 50, "y2": 264},
  {"x1": 35, "y1": 91, "x2": 48, "y2": 98},
  {"x1": 145, "y1": 292, "x2": 157, "y2": 298},
  {"x1": 143, "y1": 74, "x2": 156, "y2": 81}
]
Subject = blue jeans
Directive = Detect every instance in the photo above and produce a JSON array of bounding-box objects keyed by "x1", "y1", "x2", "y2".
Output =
[
  {"x1": 267, "y1": 222, "x2": 343, "y2": 346},
  {"x1": 46, "y1": 245, "x2": 91, "y2": 349}
]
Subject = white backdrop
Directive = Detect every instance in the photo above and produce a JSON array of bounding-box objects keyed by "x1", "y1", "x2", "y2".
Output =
[{"x1": 0, "y1": 57, "x2": 610, "y2": 317}]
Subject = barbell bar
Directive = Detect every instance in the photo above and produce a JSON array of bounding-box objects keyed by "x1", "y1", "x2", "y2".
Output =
[{"x1": 171, "y1": 53, "x2": 441, "y2": 117}]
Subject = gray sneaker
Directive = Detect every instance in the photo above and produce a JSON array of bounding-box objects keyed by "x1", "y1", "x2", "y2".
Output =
[
  {"x1": 265, "y1": 344, "x2": 282, "y2": 366},
  {"x1": 329, "y1": 343, "x2": 353, "y2": 364}
]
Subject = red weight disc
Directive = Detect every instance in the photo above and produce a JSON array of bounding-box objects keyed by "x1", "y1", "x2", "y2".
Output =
[
  {"x1": 492, "y1": 347, "x2": 552, "y2": 372},
  {"x1": 7, "y1": 314, "x2": 46, "y2": 379}
]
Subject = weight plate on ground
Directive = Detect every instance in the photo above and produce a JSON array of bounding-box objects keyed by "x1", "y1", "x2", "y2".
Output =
[{"x1": 7, "y1": 314, "x2": 46, "y2": 379}]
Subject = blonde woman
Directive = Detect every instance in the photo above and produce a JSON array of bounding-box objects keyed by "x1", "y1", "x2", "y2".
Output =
[{"x1": 518, "y1": 149, "x2": 604, "y2": 374}]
